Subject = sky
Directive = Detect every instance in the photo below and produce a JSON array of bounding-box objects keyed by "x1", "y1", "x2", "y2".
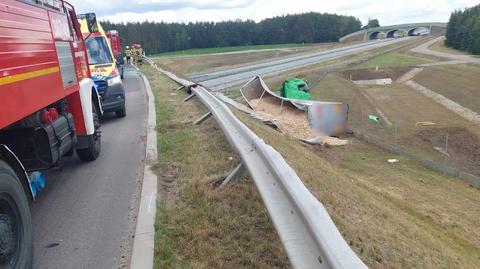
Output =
[{"x1": 71, "y1": 0, "x2": 478, "y2": 26}]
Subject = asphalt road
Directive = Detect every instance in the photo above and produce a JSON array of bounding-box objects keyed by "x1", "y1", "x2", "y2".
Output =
[
  {"x1": 31, "y1": 66, "x2": 146, "y2": 269},
  {"x1": 194, "y1": 37, "x2": 411, "y2": 90},
  {"x1": 411, "y1": 36, "x2": 480, "y2": 66}
]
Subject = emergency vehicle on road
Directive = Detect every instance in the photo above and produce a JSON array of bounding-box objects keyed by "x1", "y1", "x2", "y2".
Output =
[
  {"x1": 106, "y1": 30, "x2": 125, "y2": 78},
  {"x1": 0, "y1": 1, "x2": 101, "y2": 267},
  {"x1": 78, "y1": 15, "x2": 127, "y2": 118}
]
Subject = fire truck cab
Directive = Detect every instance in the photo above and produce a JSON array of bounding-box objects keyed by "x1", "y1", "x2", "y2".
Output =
[
  {"x1": 0, "y1": 0, "x2": 102, "y2": 267},
  {"x1": 106, "y1": 30, "x2": 124, "y2": 78}
]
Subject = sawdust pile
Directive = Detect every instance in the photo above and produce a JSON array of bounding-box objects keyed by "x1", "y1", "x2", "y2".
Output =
[
  {"x1": 251, "y1": 96, "x2": 313, "y2": 140},
  {"x1": 250, "y1": 96, "x2": 351, "y2": 148},
  {"x1": 306, "y1": 136, "x2": 350, "y2": 146}
]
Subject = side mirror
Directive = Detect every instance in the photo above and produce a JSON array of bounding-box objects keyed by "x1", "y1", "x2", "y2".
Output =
[{"x1": 78, "y1": 13, "x2": 98, "y2": 33}]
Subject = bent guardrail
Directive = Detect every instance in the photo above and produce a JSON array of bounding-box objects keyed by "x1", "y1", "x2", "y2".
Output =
[{"x1": 142, "y1": 57, "x2": 368, "y2": 269}]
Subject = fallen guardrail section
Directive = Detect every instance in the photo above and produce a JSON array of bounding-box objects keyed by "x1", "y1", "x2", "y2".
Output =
[{"x1": 143, "y1": 57, "x2": 368, "y2": 269}]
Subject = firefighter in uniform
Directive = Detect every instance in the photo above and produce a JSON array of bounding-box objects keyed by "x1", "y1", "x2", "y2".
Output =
[
  {"x1": 125, "y1": 46, "x2": 131, "y2": 64},
  {"x1": 131, "y1": 44, "x2": 144, "y2": 65}
]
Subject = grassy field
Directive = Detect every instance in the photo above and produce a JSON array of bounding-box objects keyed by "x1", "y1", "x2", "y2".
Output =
[
  {"x1": 151, "y1": 43, "x2": 308, "y2": 57},
  {"x1": 357, "y1": 52, "x2": 431, "y2": 69},
  {"x1": 429, "y1": 38, "x2": 469, "y2": 55},
  {"x1": 262, "y1": 62, "x2": 480, "y2": 174},
  {"x1": 154, "y1": 49, "x2": 302, "y2": 76},
  {"x1": 140, "y1": 65, "x2": 289, "y2": 268},
  {"x1": 148, "y1": 36, "x2": 480, "y2": 268},
  {"x1": 414, "y1": 64, "x2": 480, "y2": 113},
  {"x1": 232, "y1": 108, "x2": 480, "y2": 269},
  {"x1": 153, "y1": 41, "x2": 362, "y2": 76}
]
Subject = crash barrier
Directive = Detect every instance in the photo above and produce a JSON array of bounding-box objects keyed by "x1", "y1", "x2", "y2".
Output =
[
  {"x1": 351, "y1": 129, "x2": 480, "y2": 188},
  {"x1": 142, "y1": 56, "x2": 368, "y2": 269}
]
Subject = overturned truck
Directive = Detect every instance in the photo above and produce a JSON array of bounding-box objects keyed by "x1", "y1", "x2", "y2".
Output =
[{"x1": 240, "y1": 76, "x2": 349, "y2": 141}]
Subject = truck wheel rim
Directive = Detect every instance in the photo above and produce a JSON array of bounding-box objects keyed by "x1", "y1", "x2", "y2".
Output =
[{"x1": 0, "y1": 194, "x2": 20, "y2": 266}]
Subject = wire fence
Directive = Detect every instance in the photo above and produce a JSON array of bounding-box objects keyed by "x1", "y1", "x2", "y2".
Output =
[{"x1": 349, "y1": 114, "x2": 480, "y2": 188}]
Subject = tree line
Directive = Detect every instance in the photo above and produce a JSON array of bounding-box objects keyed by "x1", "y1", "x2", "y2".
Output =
[
  {"x1": 101, "y1": 12, "x2": 361, "y2": 54},
  {"x1": 445, "y1": 4, "x2": 480, "y2": 54}
]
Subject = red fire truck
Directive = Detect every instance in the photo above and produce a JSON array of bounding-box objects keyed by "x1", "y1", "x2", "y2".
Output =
[
  {"x1": 106, "y1": 30, "x2": 125, "y2": 78},
  {"x1": 0, "y1": 0, "x2": 102, "y2": 266},
  {"x1": 106, "y1": 30, "x2": 122, "y2": 61}
]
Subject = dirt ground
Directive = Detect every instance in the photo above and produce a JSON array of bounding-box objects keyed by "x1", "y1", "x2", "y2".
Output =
[
  {"x1": 415, "y1": 127, "x2": 480, "y2": 176},
  {"x1": 343, "y1": 67, "x2": 411, "y2": 81}
]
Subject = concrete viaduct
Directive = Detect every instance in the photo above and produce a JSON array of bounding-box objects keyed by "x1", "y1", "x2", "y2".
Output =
[{"x1": 340, "y1": 23, "x2": 447, "y2": 43}]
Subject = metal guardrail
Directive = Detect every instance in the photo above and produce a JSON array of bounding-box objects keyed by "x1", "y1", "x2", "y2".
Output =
[{"x1": 142, "y1": 57, "x2": 368, "y2": 269}]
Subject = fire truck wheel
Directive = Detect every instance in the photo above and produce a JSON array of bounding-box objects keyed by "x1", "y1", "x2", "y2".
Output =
[
  {"x1": 76, "y1": 109, "x2": 101, "y2": 161},
  {"x1": 0, "y1": 161, "x2": 33, "y2": 268},
  {"x1": 115, "y1": 106, "x2": 126, "y2": 118}
]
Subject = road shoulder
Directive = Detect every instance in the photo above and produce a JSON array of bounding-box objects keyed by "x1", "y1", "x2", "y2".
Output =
[{"x1": 130, "y1": 65, "x2": 158, "y2": 269}]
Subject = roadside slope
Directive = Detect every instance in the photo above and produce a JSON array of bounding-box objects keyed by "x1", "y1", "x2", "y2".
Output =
[
  {"x1": 140, "y1": 65, "x2": 290, "y2": 268},
  {"x1": 233, "y1": 109, "x2": 480, "y2": 269}
]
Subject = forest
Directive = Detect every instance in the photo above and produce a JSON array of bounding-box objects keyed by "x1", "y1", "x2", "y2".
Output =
[
  {"x1": 101, "y1": 12, "x2": 362, "y2": 54},
  {"x1": 445, "y1": 4, "x2": 480, "y2": 54}
]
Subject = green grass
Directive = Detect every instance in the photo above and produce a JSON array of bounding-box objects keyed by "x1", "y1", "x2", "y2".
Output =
[
  {"x1": 429, "y1": 38, "x2": 469, "y2": 55},
  {"x1": 232, "y1": 109, "x2": 480, "y2": 269},
  {"x1": 140, "y1": 65, "x2": 289, "y2": 269},
  {"x1": 150, "y1": 43, "x2": 306, "y2": 57},
  {"x1": 414, "y1": 64, "x2": 480, "y2": 114},
  {"x1": 358, "y1": 52, "x2": 431, "y2": 68}
]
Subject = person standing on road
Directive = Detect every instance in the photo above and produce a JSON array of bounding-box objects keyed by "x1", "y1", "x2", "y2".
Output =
[{"x1": 125, "y1": 46, "x2": 132, "y2": 64}]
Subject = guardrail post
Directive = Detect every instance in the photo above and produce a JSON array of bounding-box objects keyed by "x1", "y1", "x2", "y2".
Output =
[
  {"x1": 183, "y1": 93, "x2": 196, "y2": 102},
  {"x1": 193, "y1": 112, "x2": 212, "y2": 125},
  {"x1": 219, "y1": 163, "x2": 246, "y2": 188}
]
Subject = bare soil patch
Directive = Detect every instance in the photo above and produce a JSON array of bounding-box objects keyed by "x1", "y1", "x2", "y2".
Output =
[
  {"x1": 343, "y1": 67, "x2": 410, "y2": 81},
  {"x1": 154, "y1": 163, "x2": 180, "y2": 207},
  {"x1": 415, "y1": 127, "x2": 480, "y2": 176}
]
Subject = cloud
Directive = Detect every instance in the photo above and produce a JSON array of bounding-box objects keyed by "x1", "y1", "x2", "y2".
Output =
[
  {"x1": 69, "y1": 0, "x2": 479, "y2": 26},
  {"x1": 73, "y1": 0, "x2": 255, "y2": 16}
]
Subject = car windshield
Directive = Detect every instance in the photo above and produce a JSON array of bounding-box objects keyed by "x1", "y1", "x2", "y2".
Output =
[{"x1": 86, "y1": 37, "x2": 113, "y2": 65}]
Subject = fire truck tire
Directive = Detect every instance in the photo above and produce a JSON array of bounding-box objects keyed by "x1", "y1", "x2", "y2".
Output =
[
  {"x1": 115, "y1": 106, "x2": 126, "y2": 118},
  {"x1": 76, "y1": 109, "x2": 101, "y2": 162},
  {"x1": 0, "y1": 160, "x2": 33, "y2": 269}
]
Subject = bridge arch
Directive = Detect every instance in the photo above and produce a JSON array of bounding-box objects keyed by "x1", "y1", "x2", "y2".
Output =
[
  {"x1": 368, "y1": 31, "x2": 386, "y2": 40},
  {"x1": 386, "y1": 29, "x2": 407, "y2": 38},
  {"x1": 407, "y1": 27, "x2": 430, "y2": 36}
]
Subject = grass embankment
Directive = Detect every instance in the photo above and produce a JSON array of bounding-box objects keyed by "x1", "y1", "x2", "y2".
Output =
[
  {"x1": 140, "y1": 65, "x2": 289, "y2": 268},
  {"x1": 154, "y1": 49, "x2": 300, "y2": 76},
  {"x1": 232, "y1": 108, "x2": 480, "y2": 269},
  {"x1": 153, "y1": 42, "x2": 345, "y2": 76},
  {"x1": 429, "y1": 38, "x2": 470, "y2": 56},
  {"x1": 357, "y1": 52, "x2": 431, "y2": 68},
  {"x1": 414, "y1": 64, "x2": 480, "y2": 113},
  {"x1": 260, "y1": 49, "x2": 480, "y2": 164},
  {"x1": 308, "y1": 72, "x2": 480, "y2": 174},
  {"x1": 151, "y1": 43, "x2": 306, "y2": 57}
]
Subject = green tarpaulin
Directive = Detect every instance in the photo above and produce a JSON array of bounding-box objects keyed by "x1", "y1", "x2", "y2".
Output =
[
  {"x1": 280, "y1": 78, "x2": 311, "y2": 100},
  {"x1": 369, "y1": 115, "x2": 381, "y2": 124}
]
